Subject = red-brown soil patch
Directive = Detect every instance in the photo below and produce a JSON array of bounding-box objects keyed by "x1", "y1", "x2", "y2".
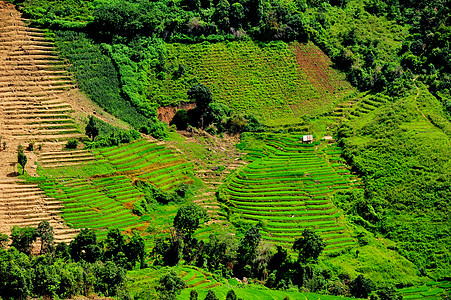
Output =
[
  {"x1": 158, "y1": 102, "x2": 196, "y2": 124},
  {"x1": 292, "y1": 42, "x2": 349, "y2": 96}
]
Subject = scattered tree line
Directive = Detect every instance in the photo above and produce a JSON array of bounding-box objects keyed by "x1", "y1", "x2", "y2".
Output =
[
  {"x1": 150, "y1": 203, "x2": 395, "y2": 299},
  {"x1": 0, "y1": 221, "x2": 144, "y2": 299}
]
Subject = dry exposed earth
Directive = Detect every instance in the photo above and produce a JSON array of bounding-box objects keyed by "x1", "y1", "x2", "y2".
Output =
[{"x1": 0, "y1": 1, "x2": 93, "y2": 243}]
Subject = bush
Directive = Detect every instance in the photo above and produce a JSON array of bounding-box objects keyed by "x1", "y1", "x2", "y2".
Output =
[
  {"x1": 65, "y1": 139, "x2": 78, "y2": 149},
  {"x1": 140, "y1": 120, "x2": 168, "y2": 140},
  {"x1": 171, "y1": 109, "x2": 190, "y2": 130}
]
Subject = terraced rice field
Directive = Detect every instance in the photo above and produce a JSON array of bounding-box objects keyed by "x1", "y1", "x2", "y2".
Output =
[
  {"x1": 0, "y1": 178, "x2": 79, "y2": 244},
  {"x1": 99, "y1": 139, "x2": 194, "y2": 192},
  {"x1": 223, "y1": 134, "x2": 358, "y2": 253},
  {"x1": 34, "y1": 139, "x2": 195, "y2": 240},
  {"x1": 0, "y1": 3, "x2": 83, "y2": 245},
  {"x1": 399, "y1": 281, "x2": 451, "y2": 300},
  {"x1": 0, "y1": 17, "x2": 80, "y2": 144},
  {"x1": 39, "y1": 176, "x2": 145, "y2": 239}
]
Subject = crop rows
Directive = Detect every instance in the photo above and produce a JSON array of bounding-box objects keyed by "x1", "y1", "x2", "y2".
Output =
[
  {"x1": 38, "y1": 149, "x2": 99, "y2": 168},
  {"x1": 0, "y1": 20, "x2": 81, "y2": 144},
  {"x1": 99, "y1": 139, "x2": 194, "y2": 192},
  {"x1": 399, "y1": 281, "x2": 451, "y2": 300},
  {"x1": 223, "y1": 134, "x2": 357, "y2": 253},
  {"x1": 150, "y1": 41, "x2": 355, "y2": 126},
  {"x1": 0, "y1": 178, "x2": 79, "y2": 244},
  {"x1": 39, "y1": 176, "x2": 145, "y2": 239}
]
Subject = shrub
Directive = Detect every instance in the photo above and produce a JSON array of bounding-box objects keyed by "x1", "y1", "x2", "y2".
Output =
[{"x1": 65, "y1": 139, "x2": 78, "y2": 149}]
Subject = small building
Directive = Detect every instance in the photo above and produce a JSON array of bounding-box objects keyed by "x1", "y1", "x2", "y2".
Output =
[{"x1": 302, "y1": 135, "x2": 313, "y2": 143}]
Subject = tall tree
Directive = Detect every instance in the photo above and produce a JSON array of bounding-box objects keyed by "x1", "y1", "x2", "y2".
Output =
[
  {"x1": 156, "y1": 270, "x2": 186, "y2": 300},
  {"x1": 187, "y1": 83, "x2": 212, "y2": 112},
  {"x1": 293, "y1": 229, "x2": 326, "y2": 263},
  {"x1": 69, "y1": 228, "x2": 101, "y2": 263},
  {"x1": 37, "y1": 220, "x2": 54, "y2": 254},
  {"x1": 17, "y1": 145, "x2": 27, "y2": 175},
  {"x1": 10, "y1": 225, "x2": 38, "y2": 255},
  {"x1": 173, "y1": 204, "x2": 209, "y2": 238},
  {"x1": 85, "y1": 116, "x2": 99, "y2": 140}
]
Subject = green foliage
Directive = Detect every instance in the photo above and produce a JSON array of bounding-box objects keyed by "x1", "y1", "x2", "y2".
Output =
[
  {"x1": 188, "y1": 83, "x2": 213, "y2": 111},
  {"x1": 190, "y1": 289, "x2": 199, "y2": 300},
  {"x1": 340, "y1": 88, "x2": 451, "y2": 279},
  {"x1": 86, "y1": 115, "x2": 99, "y2": 140},
  {"x1": 65, "y1": 139, "x2": 78, "y2": 149},
  {"x1": 0, "y1": 248, "x2": 31, "y2": 300},
  {"x1": 10, "y1": 226, "x2": 38, "y2": 255},
  {"x1": 174, "y1": 204, "x2": 209, "y2": 238},
  {"x1": 54, "y1": 31, "x2": 149, "y2": 129},
  {"x1": 84, "y1": 117, "x2": 141, "y2": 148},
  {"x1": 350, "y1": 274, "x2": 375, "y2": 299},
  {"x1": 226, "y1": 289, "x2": 237, "y2": 300},
  {"x1": 11, "y1": 0, "x2": 94, "y2": 28},
  {"x1": 140, "y1": 119, "x2": 169, "y2": 140},
  {"x1": 156, "y1": 270, "x2": 187, "y2": 300},
  {"x1": 69, "y1": 228, "x2": 101, "y2": 263},
  {"x1": 204, "y1": 289, "x2": 219, "y2": 300},
  {"x1": 149, "y1": 41, "x2": 354, "y2": 126},
  {"x1": 0, "y1": 234, "x2": 8, "y2": 249},
  {"x1": 37, "y1": 220, "x2": 54, "y2": 255},
  {"x1": 17, "y1": 145, "x2": 27, "y2": 175},
  {"x1": 172, "y1": 109, "x2": 190, "y2": 130},
  {"x1": 293, "y1": 229, "x2": 326, "y2": 263},
  {"x1": 93, "y1": 260, "x2": 127, "y2": 297},
  {"x1": 235, "y1": 226, "x2": 261, "y2": 277}
]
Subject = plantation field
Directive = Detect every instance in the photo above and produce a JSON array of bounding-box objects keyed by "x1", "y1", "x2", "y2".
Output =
[
  {"x1": 148, "y1": 41, "x2": 356, "y2": 126},
  {"x1": 35, "y1": 139, "x2": 195, "y2": 239},
  {"x1": 222, "y1": 133, "x2": 358, "y2": 253}
]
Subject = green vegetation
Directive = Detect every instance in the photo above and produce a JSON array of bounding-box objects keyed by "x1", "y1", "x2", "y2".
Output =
[
  {"x1": 338, "y1": 86, "x2": 451, "y2": 280},
  {"x1": 220, "y1": 133, "x2": 357, "y2": 253},
  {"x1": 54, "y1": 30, "x2": 150, "y2": 130},
  {"x1": 149, "y1": 41, "x2": 354, "y2": 126},
  {"x1": 5, "y1": 0, "x2": 451, "y2": 298}
]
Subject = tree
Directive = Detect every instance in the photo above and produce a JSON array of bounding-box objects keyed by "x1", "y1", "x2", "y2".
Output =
[
  {"x1": 156, "y1": 270, "x2": 186, "y2": 300},
  {"x1": 10, "y1": 225, "x2": 38, "y2": 255},
  {"x1": 173, "y1": 204, "x2": 209, "y2": 238},
  {"x1": 204, "y1": 289, "x2": 219, "y2": 300},
  {"x1": 104, "y1": 228, "x2": 126, "y2": 259},
  {"x1": 37, "y1": 220, "x2": 54, "y2": 254},
  {"x1": 93, "y1": 261, "x2": 126, "y2": 297},
  {"x1": 187, "y1": 83, "x2": 212, "y2": 111},
  {"x1": 0, "y1": 247, "x2": 31, "y2": 299},
  {"x1": 171, "y1": 109, "x2": 190, "y2": 130},
  {"x1": 0, "y1": 234, "x2": 8, "y2": 249},
  {"x1": 293, "y1": 229, "x2": 326, "y2": 263},
  {"x1": 152, "y1": 232, "x2": 183, "y2": 266},
  {"x1": 226, "y1": 289, "x2": 237, "y2": 300},
  {"x1": 17, "y1": 145, "x2": 27, "y2": 175},
  {"x1": 55, "y1": 242, "x2": 70, "y2": 260},
  {"x1": 190, "y1": 289, "x2": 198, "y2": 300},
  {"x1": 350, "y1": 274, "x2": 375, "y2": 299},
  {"x1": 69, "y1": 228, "x2": 101, "y2": 262},
  {"x1": 86, "y1": 116, "x2": 99, "y2": 140},
  {"x1": 125, "y1": 231, "x2": 146, "y2": 268},
  {"x1": 235, "y1": 226, "x2": 261, "y2": 277}
]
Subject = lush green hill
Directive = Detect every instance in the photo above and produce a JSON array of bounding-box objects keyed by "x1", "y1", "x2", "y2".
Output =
[
  {"x1": 338, "y1": 85, "x2": 451, "y2": 279},
  {"x1": 148, "y1": 41, "x2": 356, "y2": 126}
]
